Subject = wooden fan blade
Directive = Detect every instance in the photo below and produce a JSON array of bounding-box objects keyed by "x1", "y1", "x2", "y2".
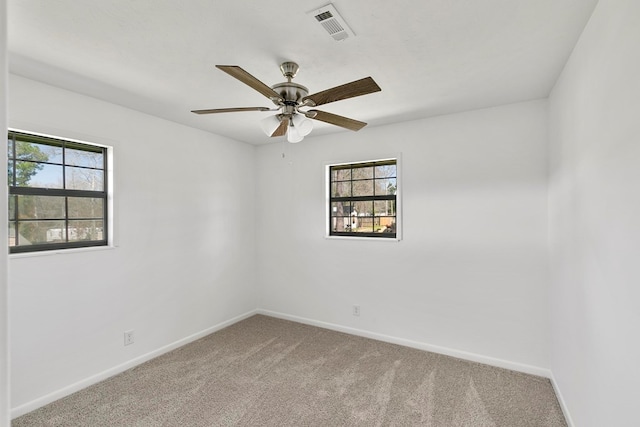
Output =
[
  {"x1": 271, "y1": 116, "x2": 289, "y2": 137},
  {"x1": 308, "y1": 110, "x2": 367, "y2": 131},
  {"x1": 216, "y1": 65, "x2": 283, "y2": 102},
  {"x1": 302, "y1": 77, "x2": 381, "y2": 107},
  {"x1": 191, "y1": 107, "x2": 272, "y2": 114}
]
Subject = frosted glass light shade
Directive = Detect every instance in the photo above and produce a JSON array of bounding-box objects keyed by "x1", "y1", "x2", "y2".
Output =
[
  {"x1": 260, "y1": 115, "x2": 281, "y2": 136},
  {"x1": 287, "y1": 125, "x2": 303, "y2": 143},
  {"x1": 292, "y1": 114, "x2": 313, "y2": 136}
]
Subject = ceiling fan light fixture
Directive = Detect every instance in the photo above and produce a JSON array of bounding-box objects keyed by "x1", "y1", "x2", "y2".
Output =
[
  {"x1": 193, "y1": 62, "x2": 380, "y2": 141},
  {"x1": 260, "y1": 114, "x2": 282, "y2": 136},
  {"x1": 292, "y1": 114, "x2": 313, "y2": 136},
  {"x1": 287, "y1": 124, "x2": 304, "y2": 143}
]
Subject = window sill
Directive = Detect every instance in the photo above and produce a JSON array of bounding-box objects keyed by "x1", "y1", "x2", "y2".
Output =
[
  {"x1": 9, "y1": 245, "x2": 117, "y2": 259},
  {"x1": 325, "y1": 235, "x2": 401, "y2": 242}
]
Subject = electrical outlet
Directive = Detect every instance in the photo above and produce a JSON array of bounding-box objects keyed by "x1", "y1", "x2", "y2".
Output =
[
  {"x1": 124, "y1": 330, "x2": 134, "y2": 346},
  {"x1": 353, "y1": 305, "x2": 360, "y2": 317}
]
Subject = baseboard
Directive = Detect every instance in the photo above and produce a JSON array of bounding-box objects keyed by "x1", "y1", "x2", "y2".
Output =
[
  {"x1": 257, "y1": 309, "x2": 552, "y2": 378},
  {"x1": 549, "y1": 372, "x2": 574, "y2": 427},
  {"x1": 13, "y1": 309, "x2": 565, "y2": 421},
  {"x1": 11, "y1": 309, "x2": 258, "y2": 419}
]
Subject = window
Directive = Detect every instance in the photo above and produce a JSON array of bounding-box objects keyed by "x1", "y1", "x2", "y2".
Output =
[
  {"x1": 329, "y1": 159, "x2": 397, "y2": 238},
  {"x1": 7, "y1": 130, "x2": 108, "y2": 253}
]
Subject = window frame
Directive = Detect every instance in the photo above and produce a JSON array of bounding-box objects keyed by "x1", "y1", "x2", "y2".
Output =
[
  {"x1": 326, "y1": 157, "x2": 401, "y2": 241},
  {"x1": 8, "y1": 130, "x2": 109, "y2": 254}
]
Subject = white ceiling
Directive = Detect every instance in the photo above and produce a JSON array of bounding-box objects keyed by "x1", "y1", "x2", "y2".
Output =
[{"x1": 8, "y1": 0, "x2": 598, "y2": 145}]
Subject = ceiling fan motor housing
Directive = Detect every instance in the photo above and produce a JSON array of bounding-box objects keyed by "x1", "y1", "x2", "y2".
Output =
[{"x1": 271, "y1": 82, "x2": 309, "y2": 106}]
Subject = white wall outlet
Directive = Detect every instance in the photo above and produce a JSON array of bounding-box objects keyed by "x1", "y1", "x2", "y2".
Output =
[
  {"x1": 353, "y1": 305, "x2": 360, "y2": 316},
  {"x1": 124, "y1": 330, "x2": 134, "y2": 346}
]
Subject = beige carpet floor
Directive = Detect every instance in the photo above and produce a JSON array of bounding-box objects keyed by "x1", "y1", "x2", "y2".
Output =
[{"x1": 13, "y1": 315, "x2": 567, "y2": 426}]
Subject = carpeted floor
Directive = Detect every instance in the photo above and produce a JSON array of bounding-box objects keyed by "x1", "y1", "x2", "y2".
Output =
[{"x1": 13, "y1": 315, "x2": 567, "y2": 426}]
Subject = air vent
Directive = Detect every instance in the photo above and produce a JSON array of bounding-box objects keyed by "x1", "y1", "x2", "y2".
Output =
[{"x1": 307, "y1": 4, "x2": 355, "y2": 41}]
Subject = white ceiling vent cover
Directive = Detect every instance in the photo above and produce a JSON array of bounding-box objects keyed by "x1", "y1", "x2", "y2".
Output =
[{"x1": 308, "y1": 4, "x2": 355, "y2": 41}]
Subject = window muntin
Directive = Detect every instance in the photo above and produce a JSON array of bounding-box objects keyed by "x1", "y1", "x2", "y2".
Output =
[
  {"x1": 329, "y1": 159, "x2": 397, "y2": 238},
  {"x1": 7, "y1": 131, "x2": 108, "y2": 253}
]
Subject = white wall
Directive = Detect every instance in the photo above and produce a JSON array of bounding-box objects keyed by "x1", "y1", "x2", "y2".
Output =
[
  {"x1": 548, "y1": 0, "x2": 640, "y2": 425},
  {"x1": 8, "y1": 75, "x2": 257, "y2": 412},
  {"x1": 1, "y1": 1, "x2": 10, "y2": 425},
  {"x1": 256, "y1": 100, "x2": 550, "y2": 370},
  {"x1": 14, "y1": 4, "x2": 638, "y2": 421}
]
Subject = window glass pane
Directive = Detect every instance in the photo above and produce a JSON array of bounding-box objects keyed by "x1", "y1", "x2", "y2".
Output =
[
  {"x1": 331, "y1": 202, "x2": 351, "y2": 217},
  {"x1": 375, "y1": 164, "x2": 396, "y2": 178},
  {"x1": 352, "y1": 166, "x2": 373, "y2": 180},
  {"x1": 353, "y1": 201, "x2": 374, "y2": 217},
  {"x1": 68, "y1": 220, "x2": 104, "y2": 242},
  {"x1": 7, "y1": 160, "x2": 13, "y2": 186},
  {"x1": 374, "y1": 200, "x2": 396, "y2": 216},
  {"x1": 68, "y1": 197, "x2": 104, "y2": 219},
  {"x1": 374, "y1": 200, "x2": 387, "y2": 215},
  {"x1": 346, "y1": 215, "x2": 359, "y2": 231},
  {"x1": 9, "y1": 222, "x2": 16, "y2": 247},
  {"x1": 14, "y1": 161, "x2": 63, "y2": 188},
  {"x1": 378, "y1": 217, "x2": 396, "y2": 233},
  {"x1": 352, "y1": 216, "x2": 373, "y2": 233},
  {"x1": 375, "y1": 178, "x2": 397, "y2": 195},
  {"x1": 331, "y1": 181, "x2": 351, "y2": 197},
  {"x1": 331, "y1": 217, "x2": 351, "y2": 232},
  {"x1": 9, "y1": 195, "x2": 15, "y2": 220},
  {"x1": 65, "y1": 147, "x2": 104, "y2": 169},
  {"x1": 331, "y1": 167, "x2": 351, "y2": 182},
  {"x1": 352, "y1": 179, "x2": 374, "y2": 197},
  {"x1": 7, "y1": 137, "x2": 13, "y2": 158},
  {"x1": 65, "y1": 167, "x2": 104, "y2": 191},
  {"x1": 17, "y1": 195, "x2": 66, "y2": 219},
  {"x1": 15, "y1": 141, "x2": 62, "y2": 164},
  {"x1": 15, "y1": 220, "x2": 66, "y2": 245}
]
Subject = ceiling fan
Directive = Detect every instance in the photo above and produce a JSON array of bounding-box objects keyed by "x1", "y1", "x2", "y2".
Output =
[{"x1": 191, "y1": 62, "x2": 381, "y2": 143}]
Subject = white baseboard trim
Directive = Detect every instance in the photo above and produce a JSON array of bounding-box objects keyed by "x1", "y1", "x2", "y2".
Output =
[
  {"x1": 13, "y1": 309, "x2": 567, "y2": 421},
  {"x1": 549, "y1": 373, "x2": 574, "y2": 427},
  {"x1": 11, "y1": 309, "x2": 258, "y2": 419},
  {"x1": 257, "y1": 309, "x2": 552, "y2": 378}
]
